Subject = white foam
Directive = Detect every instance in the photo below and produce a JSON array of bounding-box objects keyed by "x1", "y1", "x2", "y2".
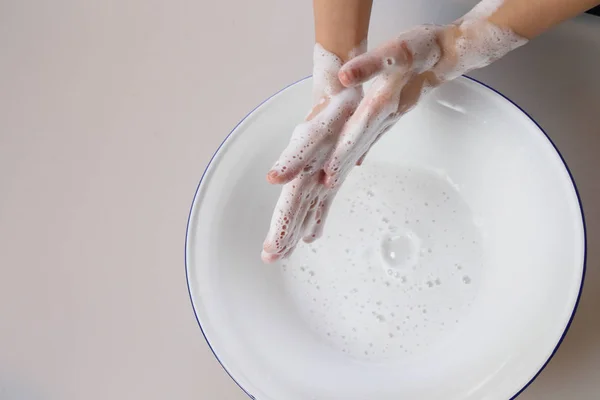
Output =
[
  {"x1": 439, "y1": 0, "x2": 527, "y2": 80},
  {"x1": 374, "y1": 1, "x2": 527, "y2": 82},
  {"x1": 263, "y1": 44, "x2": 364, "y2": 258},
  {"x1": 401, "y1": 25, "x2": 442, "y2": 73},
  {"x1": 439, "y1": 19, "x2": 527, "y2": 81},
  {"x1": 312, "y1": 43, "x2": 345, "y2": 101}
]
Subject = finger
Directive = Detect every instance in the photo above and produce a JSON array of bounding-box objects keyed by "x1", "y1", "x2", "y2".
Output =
[
  {"x1": 325, "y1": 73, "x2": 410, "y2": 184},
  {"x1": 339, "y1": 40, "x2": 412, "y2": 87},
  {"x1": 301, "y1": 189, "x2": 324, "y2": 243},
  {"x1": 396, "y1": 73, "x2": 437, "y2": 114},
  {"x1": 267, "y1": 95, "x2": 355, "y2": 184},
  {"x1": 355, "y1": 150, "x2": 369, "y2": 167},
  {"x1": 262, "y1": 181, "x2": 305, "y2": 255},
  {"x1": 354, "y1": 131, "x2": 384, "y2": 167},
  {"x1": 323, "y1": 121, "x2": 374, "y2": 188},
  {"x1": 323, "y1": 93, "x2": 393, "y2": 181},
  {"x1": 340, "y1": 74, "x2": 425, "y2": 181},
  {"x1": 300, "y1": 194, "x2": 319, "y2": 233},
  {"x1": 286, "y1": 188, "x2": 318, "y2": 247},
  {"x1": 399, "y1": 25, "x2": 442, "y2": 73},
  {"x1": 282, "y1": 243, "x2": 298, "y2": 259},
  {"x1": 261, "y1": 250, "x2": 282, "y2": 264},
  {"x1": 267, "y1": 122, "x2": 325, "y2": 184},
  {"x1": 303, "y1": 190, "x2": 337, "y2": 243},
  {"x1": 263, "y1": 174, "x2": 320, "y2": 260},
  {"x1": 339, "y1": 25, "x2": 444, "y2": 88},
  {"x1": 355, "y1": 129, "x2": 387, "y2": 166}
]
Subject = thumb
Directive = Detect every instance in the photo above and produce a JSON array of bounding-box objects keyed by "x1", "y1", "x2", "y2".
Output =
[
  {"x1": 338, "y1": 53, "x2": 385, "y2": 87},
  {"x1": 338, "y1": 40, "x2": 412, "y2": 87}
]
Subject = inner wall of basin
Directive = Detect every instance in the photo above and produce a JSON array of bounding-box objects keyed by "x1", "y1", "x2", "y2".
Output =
[{"x1": 282, "y1": 162, "x2": 483, "y2": 361}]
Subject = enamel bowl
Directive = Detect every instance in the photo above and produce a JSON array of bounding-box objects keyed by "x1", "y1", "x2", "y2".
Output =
[{"x1": 186, "y1": 76, "x2": 585, "y2": 400}]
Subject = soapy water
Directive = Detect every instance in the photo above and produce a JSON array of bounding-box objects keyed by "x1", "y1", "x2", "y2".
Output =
[
  {"x1": 281, "y1": 163, "x2": 483, "y2": 361},
  {"x1": 381, "y1": 231, "x2": 420, "y2": 270}
]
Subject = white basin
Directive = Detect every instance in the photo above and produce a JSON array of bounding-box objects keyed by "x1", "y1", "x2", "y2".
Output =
[{"x1": 185, "y1": 76, "x2": 585, "y2": 400}]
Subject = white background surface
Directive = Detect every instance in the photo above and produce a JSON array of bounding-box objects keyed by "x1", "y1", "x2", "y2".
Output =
[{"x1": 0, "y1": 1, "x2": 599, "y2": 399}]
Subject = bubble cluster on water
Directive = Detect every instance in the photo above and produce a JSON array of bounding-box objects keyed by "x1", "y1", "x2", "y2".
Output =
[{"x1": 281, "y1": 163, "x2": 483, "y2": 361}]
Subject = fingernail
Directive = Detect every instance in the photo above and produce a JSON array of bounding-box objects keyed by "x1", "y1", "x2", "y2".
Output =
[
  {"x1": 267, "y1": 170, "x2": 279, "y2": 183},
  {"x1": 339, "y1": 70, "x2": 352, "y2": 86}
]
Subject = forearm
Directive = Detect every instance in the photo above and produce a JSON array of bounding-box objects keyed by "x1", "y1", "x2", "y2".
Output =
[
  {"x1": 487, "y1": 0, "x2": 600, "y2": 39},
  {"x1": 314, "y1": 0, "x2": 373, "y2": 62}
]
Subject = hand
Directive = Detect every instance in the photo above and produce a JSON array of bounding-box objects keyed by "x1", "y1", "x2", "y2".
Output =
[
  {"x1": 323, "y1": 13, "x2": 527, "y2": 186},
  {"x1": 262, "y1": 7, "x2": 527, "y2": 263},
  {"x1": 261, "y1": 44, "x2": 363, "y2": 263}
]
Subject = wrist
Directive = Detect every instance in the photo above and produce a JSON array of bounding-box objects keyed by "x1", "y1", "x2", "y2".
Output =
[
  {"x1": 315, "y1": 38, "x2": 368, "y2": 64},
  {"x1": 313, "y1": 0, "x2": 372, "y2": 63},
  {"x1": 432, "y1": 18, "x2": 526, "y2": 81}
]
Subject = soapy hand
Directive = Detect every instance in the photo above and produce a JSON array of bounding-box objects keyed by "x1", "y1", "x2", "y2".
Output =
[
  {"x1": 262, "y1": 1, "x2": 527, "y2": 263},
  {"x1": 324, "y1": 4, "x2": 527, "y2": 186},
  {"x1": 261, "y1": 45, "x2": 363, "y2": 263}
]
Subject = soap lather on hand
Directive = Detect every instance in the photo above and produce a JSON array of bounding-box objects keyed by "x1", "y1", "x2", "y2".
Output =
[{"x1": 262, "y1": 0, "x2": 598, "y2": 263}]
